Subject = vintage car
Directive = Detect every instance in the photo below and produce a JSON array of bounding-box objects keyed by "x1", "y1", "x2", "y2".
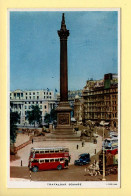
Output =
[{"x1": 74, "y1": 153, "x2": 90, "y2": 166}]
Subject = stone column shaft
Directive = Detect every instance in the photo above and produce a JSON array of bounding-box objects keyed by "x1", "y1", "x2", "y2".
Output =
[{"x1": 60, "y1": 39, "x2": 68, "y2": 102}]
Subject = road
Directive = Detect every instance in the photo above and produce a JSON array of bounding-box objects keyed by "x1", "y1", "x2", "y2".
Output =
[{"x1": 10, "y1": 165, "x2": 118, "y2": 181}]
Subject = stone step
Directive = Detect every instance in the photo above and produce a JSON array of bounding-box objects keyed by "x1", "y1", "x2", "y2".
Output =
[
  {"x1": 51, "y1": 132, "x2": 75, "y2": 135},
  {"x1": 45, "y1": 137, "x2": 81, "y2": 141},
  {"x1": 33, "y1": 136, "x2": 46, "y2": 141},
  {"x1": 45, "y1": 134, "x2": 81, "y2": 141}
]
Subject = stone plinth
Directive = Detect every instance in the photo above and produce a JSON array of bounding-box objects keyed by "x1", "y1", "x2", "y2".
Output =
[
  {"x1": 56, "y1": 101, "x2": 72, "y2": 125},
  {"x1": 45, "y1": 130, "x2": 81, "y2": 141},
  {"x1": 54, "y1": 101, "x2": 74, "y2": 135}
]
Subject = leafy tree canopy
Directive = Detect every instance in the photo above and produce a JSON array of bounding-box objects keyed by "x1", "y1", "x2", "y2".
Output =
[
  {"x1": 10, "y1": 111, "x2": 20, "y2": 143},
  {"x1": 26, "y1": 105, "x2": 42, "y2": 127},
  {"x1": 44, "y1": 109, "x2": 57, "y2": 124}
]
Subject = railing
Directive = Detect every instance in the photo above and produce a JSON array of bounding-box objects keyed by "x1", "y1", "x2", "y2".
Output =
[{"x1": 14, "y1": 140, "x2": 31, "y2": 153}]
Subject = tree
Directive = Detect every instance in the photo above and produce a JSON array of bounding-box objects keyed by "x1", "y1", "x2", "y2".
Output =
[
  {"x1": 50, "y1": 109, "x2": 57, "y2": 121},
  {"x1": 10, "y1": 111, "x2": 20, "y2": 144},
  {"x1": 26, "y1": 105, "x2": 42, "y2": 127},
  {"x1": 44, "y1": 113, "x2": 50, "y2": 124},
  {"x1": 44, "y1": 109, "x2": 57, "y2": 124}
]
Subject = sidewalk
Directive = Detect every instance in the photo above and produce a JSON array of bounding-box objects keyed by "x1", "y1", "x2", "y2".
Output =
[
  {"x1": 10, "y1": 135, "x2": 102, "y2": 166},
  {"x1": 15, "y1": 133, "x2": 30, "y2": 147}
]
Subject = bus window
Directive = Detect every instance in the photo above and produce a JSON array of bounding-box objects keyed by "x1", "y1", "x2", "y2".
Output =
[
  {"x1": 60, "y1": 158, "x2": 64, "y2": 161},
  {"x1": 50, "y1": 159, "x2": 54, "y2": 162},
  {"x1": 45, "y1": 159, "x2": 49, "y2": 162},
  {"x1": 40, "y1": 160, "x2": 45, "y2": 163},
  {"x1": 40, "y1": 151, "x2": 44, "y2": 153},
  {"x1": 32, "y1": 159, "x2": 38, "y2": 163},
  {"x1": 35, "y1": 151, "x2": 39, "y2": 154},
  {"x1": 55, "y1": 150, "x2": 59, "y2": 152},
  {"x1": 60, "y1": 149, "x2": 64, "y2": 152},
  {"x1": 55, "y1": 159, "x2": 59, "y2": 162},
  {"x1": 50, "y1": 150, "x2": 54, "y2": 153},
  {"x1": 45, "y1": 151, "x2": 49, "y2": 153}
]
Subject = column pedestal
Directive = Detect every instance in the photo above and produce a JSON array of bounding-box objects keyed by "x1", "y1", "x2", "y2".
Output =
[
  {"x1": 46, "y1": 102, "x2": 80, "y2": 140},
  {"x1": 54, "y1": 102, "x2": 74, "y2": 135}
]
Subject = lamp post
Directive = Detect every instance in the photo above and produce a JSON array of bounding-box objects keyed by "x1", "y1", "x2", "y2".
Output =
[{"x1": 102, "y1": 126, "x2": 106, "y2": 181}]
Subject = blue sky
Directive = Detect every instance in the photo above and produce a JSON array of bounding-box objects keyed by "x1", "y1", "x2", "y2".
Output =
[{"x1": 10, "y1": 11, "x2": 118, "y2": 91}]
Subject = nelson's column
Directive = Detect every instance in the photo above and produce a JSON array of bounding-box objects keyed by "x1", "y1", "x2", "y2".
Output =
[{"x1": 51, "y1": 13, "x2": 80, "y2": 140}]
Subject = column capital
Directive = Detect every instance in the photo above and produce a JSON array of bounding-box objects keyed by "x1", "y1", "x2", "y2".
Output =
[{"x1": 58, "y1": 13, "x2": 69, "y2": 40}]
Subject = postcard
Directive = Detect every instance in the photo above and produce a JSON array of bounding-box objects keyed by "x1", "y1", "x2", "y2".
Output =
[{"x1": 8, "y1": 8, "x2": 120, "y2": 188}]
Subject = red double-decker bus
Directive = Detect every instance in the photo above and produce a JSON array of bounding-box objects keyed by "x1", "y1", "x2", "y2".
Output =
[
  {"x1": 28, "y1": 147, "x2": 71, "y2": 172},
  {"x1": 29, "y1": 147, "x2": 70, "y2": 160},
  {"x1": 29, "y1": 157, "x2": 69, "y2": 172}
]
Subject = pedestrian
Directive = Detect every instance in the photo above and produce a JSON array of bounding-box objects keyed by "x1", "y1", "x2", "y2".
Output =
[
  {"x1": 32, "y1": 138, "x2": 33, "y2": 144},
  {"x1": 82, "y1": 141, "x2": 84, "y2": 147},
  {"x1": 84, "y1": 167, "x2": 88, "y2": 174},
  {"x1": 65, "y1": 159, "x2": 69, "y2": 167},
  {"x1": 76, "y1": 144, "x2": 79, "y2": 149}
]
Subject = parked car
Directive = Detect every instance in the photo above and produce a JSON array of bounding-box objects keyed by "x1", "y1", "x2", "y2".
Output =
[{"x1": 74, "y1": 153, "x2": 90, "y2": 166}]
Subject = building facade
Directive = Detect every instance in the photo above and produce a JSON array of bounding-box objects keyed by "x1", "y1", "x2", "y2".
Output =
[
  {"x1": 82, "y1": 73, "x2": 118, "y2": 128},
  {"x1": 10, "y1": 89, "x2": 57, "y2": 125},
  {"x1": 74, "y1": 95, "x2": 83, "y2": 124}
]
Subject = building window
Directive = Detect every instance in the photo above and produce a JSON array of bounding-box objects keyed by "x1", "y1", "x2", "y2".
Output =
[
  {"x1": 37, "y1": 96, "x2": 39, "y2": 99},
  {"x1": 29, "y1": 92, "x2": 31, "y2": 95},
  {"x1": 37, "y1": 92, "x2": 39, "y2": 95},
  {"x1": 33, "y1": 96, "x2": 35, "y2": 99},
  {"x1": 40, "y1": 105, "x2": 42, "y2": 109},
  {"x1": 45, "y1": 105, "x2": 47, "y2": 109},
  {"x1": 33, "y1": 92, "x2": 35, "y2": 95}
]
